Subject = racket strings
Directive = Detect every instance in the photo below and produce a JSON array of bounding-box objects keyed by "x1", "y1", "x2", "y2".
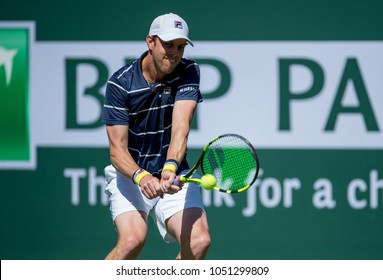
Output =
[{"x1": 202, "y1": 135, "x2": 258, "y2": 191}]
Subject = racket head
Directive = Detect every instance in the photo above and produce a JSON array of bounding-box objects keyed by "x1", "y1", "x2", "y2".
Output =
[{"x1": 200, "y1": 134, "x2": 260, "y2": 193}]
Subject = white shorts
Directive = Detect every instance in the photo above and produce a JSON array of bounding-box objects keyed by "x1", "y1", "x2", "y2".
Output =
[{"x1": 104, "y1": 165, "x2": 205, "y2": 243}]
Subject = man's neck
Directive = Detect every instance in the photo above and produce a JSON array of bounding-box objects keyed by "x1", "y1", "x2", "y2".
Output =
[{"x1": 142, "y1": 53, "x2": 164, "y2": 83}]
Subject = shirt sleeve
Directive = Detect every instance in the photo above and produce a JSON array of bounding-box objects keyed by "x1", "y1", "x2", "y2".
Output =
[
  {"x1": 175, "y1": 61, "x2": 203, "y2": 103},
  {"x1": 102, "y1": 74, "x2": 131, "y2": 126}
]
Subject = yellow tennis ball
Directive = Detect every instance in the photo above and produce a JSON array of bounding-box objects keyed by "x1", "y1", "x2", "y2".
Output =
[{"x1": 201, "y1": 174, "x2": 217, "y2": 190}]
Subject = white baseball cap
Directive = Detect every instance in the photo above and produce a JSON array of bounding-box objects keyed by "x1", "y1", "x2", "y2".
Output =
[{"x1": 149, "y1": 13, "x2": 194, "y2": 47}]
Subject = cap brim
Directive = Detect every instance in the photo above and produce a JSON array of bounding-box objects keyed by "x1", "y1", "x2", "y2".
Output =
[{"x1": 158, "y1": 34, "x2": 194, "y2": 47}]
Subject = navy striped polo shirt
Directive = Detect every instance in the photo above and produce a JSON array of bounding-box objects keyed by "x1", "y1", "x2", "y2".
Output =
[{"x1": 102, "y1": 51, "x2": 203, "y2": 178}]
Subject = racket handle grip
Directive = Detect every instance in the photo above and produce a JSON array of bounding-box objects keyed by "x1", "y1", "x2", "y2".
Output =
[{"x1": 173, "y1": 177, "x2": 181, "y2": 186}]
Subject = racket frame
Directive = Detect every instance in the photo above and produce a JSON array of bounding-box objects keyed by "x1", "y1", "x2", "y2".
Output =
[{"x1": 176, "y1": 133, "x2": 260, "y2": 194}]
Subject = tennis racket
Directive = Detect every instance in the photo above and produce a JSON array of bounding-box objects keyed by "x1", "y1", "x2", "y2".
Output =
[{"x1": 173, "y1": 133, "x2": 260, "y2": 193}]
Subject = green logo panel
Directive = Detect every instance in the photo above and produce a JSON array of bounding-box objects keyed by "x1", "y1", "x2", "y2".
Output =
[{"x1": 0, "y1": 28, "x2": 30, "y2": 161}]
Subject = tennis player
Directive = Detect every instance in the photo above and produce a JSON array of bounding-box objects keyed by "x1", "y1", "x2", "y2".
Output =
[{"x1": 102, "y1": 13, "x2": 211, "y2": 259}]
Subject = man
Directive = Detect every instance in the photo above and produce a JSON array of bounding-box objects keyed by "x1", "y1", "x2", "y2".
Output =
[{"x1": 102, "y1": 13, "x2": 211, "y2": 259}]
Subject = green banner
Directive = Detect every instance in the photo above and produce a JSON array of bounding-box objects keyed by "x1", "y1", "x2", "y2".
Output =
[{"x1": 0, "y1": 148, "x2": 381, "y2": 260}]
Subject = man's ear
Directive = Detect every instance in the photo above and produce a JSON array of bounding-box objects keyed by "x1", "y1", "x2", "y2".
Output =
[{"x1": 146, "y1": 36, "x2": 155, "y2": 50}]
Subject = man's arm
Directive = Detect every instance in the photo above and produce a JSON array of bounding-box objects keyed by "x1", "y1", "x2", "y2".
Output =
[
  {"x1": 161, "y1": 99, "x2": 198, "y2": 191},
  {"x1": 106, "y1": 124, "x2": 161, "y2": 199},
  {"x1": 168, "y1": 99, "x2": 197, "y2": 161}
]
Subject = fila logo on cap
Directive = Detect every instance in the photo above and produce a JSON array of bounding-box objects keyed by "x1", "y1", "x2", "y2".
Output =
[{"x1": 174, "y1": 21, "x2": 183, "y2": 29}]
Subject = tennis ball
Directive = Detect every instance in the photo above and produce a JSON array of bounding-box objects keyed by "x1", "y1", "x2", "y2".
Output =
[{"x1": 201, "y1": 174, "x2": 217, "y2": 190}]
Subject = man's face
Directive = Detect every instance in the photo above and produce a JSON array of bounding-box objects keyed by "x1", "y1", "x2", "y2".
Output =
[{"x1": 150, "y1": 36, "x2": 188, "y2": 75}]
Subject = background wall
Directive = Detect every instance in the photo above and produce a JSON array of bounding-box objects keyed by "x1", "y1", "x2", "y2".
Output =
[{"x1": 1, "y1": 0, "x2": 382, "y2": 260}]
